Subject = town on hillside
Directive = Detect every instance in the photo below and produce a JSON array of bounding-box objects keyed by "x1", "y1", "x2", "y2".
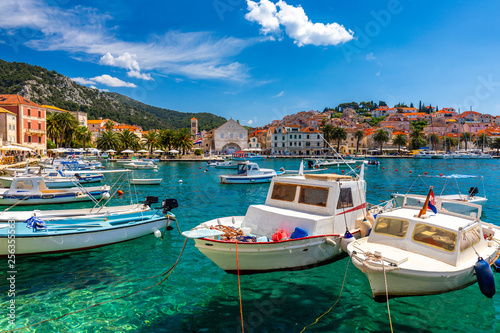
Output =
[{"x1": 1, "y1": 94, "x2": 500, "y2": 160}]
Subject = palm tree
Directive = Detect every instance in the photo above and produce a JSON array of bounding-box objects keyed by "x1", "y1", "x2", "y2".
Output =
[
  {"x1": 373, "y1": 129, "x2": 390, "y2": 154},
  {"x1": 460, "y1": 132, "x2": 472, "y2": 150},
  {"x1": 354, "y1": 130, "x2": 364, "y2": 154},
  {"x1": 117, "y1": 129, "x2": 140, "y2": 151},
  {"x1": 331, "y1": 127, "x2": 347, "y2": 153},
  {"x1": 428, "y1": 133, "x2": 439, "y2": 151},
  {"x1": 97, "y1": 130, "x2": 120, "y2": 151},
  {"x1": 46, "y1": 112, "x2": 62, "y2": 147},
  {"x1": 159, "y1": 129, "x2": 175, "y2": 151},
  {"x1": 322, "y1": 124, "x2": 334, "y2": 148},
  {"x1": 74, "y1": 126, "x2": 92, "y2": 149},
  {"x1": 56, "y1": 112, "x2": 79, "y2": 147},
  {"x1": 142, "y1": 131, "x2": 160, "y2": 153},
  {"x1": 410, "y1": 125, "x2": 425, "y2": 150},
  {"x1": 475, "y1": 133, "x2": 491, "y2": 152},
  {"x1": 175, "y1": 128, "x2": 193, "y2": 155},
  {"x1": 491, "y1": 138, "x2": 500, "y2": 156},
  {"x1": 104, "y1": 120, "x2": 115, "y2": 131},
  {"x1": 392, "y1": 133, "x2": 407, "y2": 154},
  {"x1": 442, "y1": 136, "x2": 457, "y2": 151}
]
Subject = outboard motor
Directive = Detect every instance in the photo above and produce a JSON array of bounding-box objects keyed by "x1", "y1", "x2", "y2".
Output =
[
  {"x1": 143, "y1": 196, "x2": 159, "y2": 207},
  {"x1": 307, "y1": 160, "x2": 314, "y2": 169},
  {"x1": 161, "y1": 198, "x2": 178, "y2": 214},
  {"x1": 75, "y1": 173, "x2": 81, "y2": 180},
  {"x1": 469, "y1": 187, "x2": 479, "y2": 198}
]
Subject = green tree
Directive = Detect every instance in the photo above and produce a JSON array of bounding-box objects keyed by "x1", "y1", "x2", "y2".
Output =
[
  {"x1": 442, "y1": 136, "x2": 457, "y2": 151},
  {"x1": 475, "y1": 133, "x2": 491, "y2": 152},
  {"x1": 74, "y1": 126, "x2": 92, "y2": 149},
  {"x1": 460, "y1": 132, "x2": 472, "y2": 150},
  {"x1": 104, "y1": 120, "x2": 115, "y2": 131},
  {"x1": 428, "y1": 133, "x2": 439, "y2": 151},
  {"x1": 392, "y1": 133, "x2": 407, "y2": 154},
  {"x1": 354, "y1": 130, "x2": 364, "y2": 154},
  {"x1": 46, "y1": 112, "x2": 62, "y2": 147},
  {"x1": 159, "y1": 129, "x2": 175, "y2": 150},
  {"x1": 56, "y1": 112, "x2": 79, "y2": 147},
  {"x1": 368, "y1": 116, "x2": 385, "y2": 127},
  {"x1": 117, "y1": 129, "x2": 140, "y2": 150},
  {"x1": 410, "y1": 123, "x2": 425, "y2": 150},
  {"x1": 491, "y1": 138, "x2": 500, "y2": 155},
  {"x1": 97, "y1": 130, "x2": 120, "y2": 151},
  {"x1": 175, "y1": 128, "x2": 193, "y2": 155},
  {"x1": 142, "y1": 131, "x2": 161, "y2": 153},
  {"x1": 331, "y1": 127, "x2": 347, "y2": 152},
  {"x1": 373, "y1": 129, "x2": 390, "y2": 154},
  {"x1": 322, "y1": 124, "x2": 334, "y2": 148}
]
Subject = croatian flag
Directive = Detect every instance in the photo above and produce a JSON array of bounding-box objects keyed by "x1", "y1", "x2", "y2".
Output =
[
  {"x1": 194, "y1": 138, "x2": 202, "y2": 145},
  {"x1": 196, "y1": 132, "x2": 201, "y2": 136},
  {"x1": 428, "y1": 189, "x2": 437, "y2": 214}
]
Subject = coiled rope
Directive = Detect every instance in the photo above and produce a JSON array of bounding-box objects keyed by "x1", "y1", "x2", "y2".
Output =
[
  {"x1": 4, "y1": 237, "x2": 189, "y2": 333},
  {"x1": 300, "y1": 257, "x2": 351, "y2": 332}
]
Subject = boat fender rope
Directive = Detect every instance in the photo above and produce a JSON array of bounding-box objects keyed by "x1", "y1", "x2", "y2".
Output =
[{"x1": 383, "y1": 260, "x2": 394, "y2": 333}]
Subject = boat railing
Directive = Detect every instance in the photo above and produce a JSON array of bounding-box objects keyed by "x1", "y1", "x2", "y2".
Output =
[{"x1": 402, "y1": 194, "x2": 481, "y2": 220}]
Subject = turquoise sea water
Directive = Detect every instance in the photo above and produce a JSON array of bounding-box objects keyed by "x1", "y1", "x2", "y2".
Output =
[{"x1": 2, "y1": 158, "x2": 500, "y2": 332}]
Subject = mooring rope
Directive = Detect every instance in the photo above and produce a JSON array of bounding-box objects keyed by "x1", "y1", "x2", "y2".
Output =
[
  {"x1": 4, "y1": 237, "x2": 189, "y2": 333},
  {"x1": 382, "y1": 262, "x2": 394, "y2": 333},
  {"x1": 300, "y1": 257, "x2": 351, "y2": 332},
  {"x1": 235, "y1": 241, "x2": 245, "y2": 333}
]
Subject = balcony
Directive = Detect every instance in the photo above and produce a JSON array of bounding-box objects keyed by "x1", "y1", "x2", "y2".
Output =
[{"x1": 24, "y1": 128, "x2": 46, "y2": 135}]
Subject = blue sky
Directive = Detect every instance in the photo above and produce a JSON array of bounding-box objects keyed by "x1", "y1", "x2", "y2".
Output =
[{"x1": 1, "y1": 0, "x2": 500, "y2": 127}]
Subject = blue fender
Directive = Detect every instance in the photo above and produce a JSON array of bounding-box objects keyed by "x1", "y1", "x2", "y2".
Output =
[{"x1": 474, "y1": 258, "x2": 495, "y2": 298}]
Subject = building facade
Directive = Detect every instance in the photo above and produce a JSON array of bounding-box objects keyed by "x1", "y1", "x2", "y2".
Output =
[
  {"x1": 0, "y1": 107, "x2": 17, "y2": 144},
  {"x1": 213, "y1": 119, "x2": 248, "y2": 154},
  {"x1": 270, "y1": 125, "x2": 323, "y2": 155}
]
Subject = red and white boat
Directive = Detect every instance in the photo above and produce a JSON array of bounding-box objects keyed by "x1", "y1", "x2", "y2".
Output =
[{"x1": 183, "y1": 165, "x2": 370, "y2": 274}]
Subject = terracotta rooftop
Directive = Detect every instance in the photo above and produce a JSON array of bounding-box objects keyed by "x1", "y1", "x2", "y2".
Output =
[{"x1": 0, "y1": 94, "x2": 40, "y2": 107}]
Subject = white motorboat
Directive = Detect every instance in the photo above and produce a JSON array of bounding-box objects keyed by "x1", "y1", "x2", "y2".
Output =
[
  {"x1": 219, "y1": 162, "x2": 283, "y2": 184},
  {"x1": 0, "y1": 197, "x2": 179, "y2": 255},
  {"x1": 413, "y1": 151, "x2": 435, "y2": 159},
  {"x1": 183, "y1": 167, "x2": 370, "y2": 274},
  {"x1": 0, "y1": 176, "x2": 110, "y2": 206},
  {"x1": 207, "y1": 159, "x2": 237, "y2": 169},
  {"x1": 123, "y1": 161, "x2": 158, "y2": 170},
  {"x1": 392, "y1": 174, "x2": 487, "y2": 209},
  {"x1": 306, "y1": 159, "x2": 356, "y2": 168},
  {"x1": 130, "y1": 178, "x2": 162, "y2": 185},
  {"x1": 348, "y1": 192, "x2": 500, "y2": 299}
]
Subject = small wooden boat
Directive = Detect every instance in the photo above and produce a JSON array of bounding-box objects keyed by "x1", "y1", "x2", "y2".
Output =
[
  {"x1": 219, "y1": 162, "x2": 283, "y2": 184},
  {"x1": 0, "y1": 197, "x2": 179, "y2": 255},
  {"x1": 184, "y1": 167, "x2": 369, "y2": 274},
  {"x1": 348, "y1": 189, "x2": 500, "y2": 299},
  {"x1": 130, "y1": 178, "x2": 162, "y2": 185},
  {"x1": 0, "y1": 176, "x2": 110, "y2": 206}
]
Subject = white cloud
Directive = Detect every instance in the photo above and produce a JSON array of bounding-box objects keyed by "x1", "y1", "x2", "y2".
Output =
[
  {"x1": 91, "y1": 75, "x2": 137, "y2": 88},
  {"x1": 247, "y1": 120, "x2": 254, "y2": 125},
  {"x1": 245, "y1": 0, "x2": 354, "y2": 47},
  {"x1": 245, "y1": 0, "x2": 281, "y2": 36},
  {"x1": 0, "y1": 0, "x2": 254, "y2": 81},
  {"x1": 272, "y1": 90, "x2": 285, "y2": 98},
  {"x1": 366, "y1": 53, "x2": 376, "y2": 61},
  {"x1": 71, "y1": 77, "x2": 96, "y2": 85},
  {"x1": 127, "y1": 70, "x2": 153, "y2": 81}
]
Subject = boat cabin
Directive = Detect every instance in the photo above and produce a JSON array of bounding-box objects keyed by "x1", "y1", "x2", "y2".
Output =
[
  {"x1": 4, "y1": 176, "x2": 52, "y2": 194},
  {"x1": 368, "y1": 194, "x2": 486, "y2": 267},
  {"x1": 241, "y1": 173, "x2": 367, "y2": 238},
  {"x1": 236, "y1": 162, "x2": 272, "y2": 176}
]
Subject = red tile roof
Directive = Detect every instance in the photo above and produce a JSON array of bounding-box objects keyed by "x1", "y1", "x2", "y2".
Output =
[{"x1": 0, "y1": 94, "x2": 40, "y2": 107}]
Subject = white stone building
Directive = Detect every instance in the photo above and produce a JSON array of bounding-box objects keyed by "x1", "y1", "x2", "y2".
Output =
[
  {"x1": 213, "y1": 119, "x2": 248, "y2": 154},
  {"x1": 270, "y1": 125, "x2": 323, "y2": 155}
]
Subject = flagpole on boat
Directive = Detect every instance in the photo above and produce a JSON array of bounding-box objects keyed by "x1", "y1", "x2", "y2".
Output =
[{"x1": 418, "y1": 186, "x2": 434, "y2": 218}]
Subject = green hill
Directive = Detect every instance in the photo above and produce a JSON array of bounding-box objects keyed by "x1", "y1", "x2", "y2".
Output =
[{"x1": 0, "y1": 59, "x2": 226, "y2": 131}]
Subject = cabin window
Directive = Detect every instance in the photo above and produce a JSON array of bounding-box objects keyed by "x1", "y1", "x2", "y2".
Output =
[
  {"x1": 15, "y1": 180, "x2": 33, "y2": 190},
  {"x1": 299, "y1": 186, "x2": 328, "y2": 207},
  {"x1": 412, "y1": 223, "x2": 457, "y2": 252},
  {"x1": 374, "y1": 218, "x2": 409, "y2": 238},
  {"x1": 271, "y1": 183, "x2": 298, "y2": 202},
  {"x1": 336, "y1": 188, "x2": 353, "y2": 209},
  {"x1": 460, "y1": 226, "x2": 481, "y2": 252}
]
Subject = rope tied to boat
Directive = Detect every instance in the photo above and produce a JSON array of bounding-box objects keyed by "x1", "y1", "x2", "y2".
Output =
[
  {"x1": 350, "y1": 249, "x2": 399, "y2": 273},
  {"x1": 382, "y1": 259, "x2": 394, "y2": 333},
  {"x1": 300, "y1": 257, "x2": 352, "y2": 332}
]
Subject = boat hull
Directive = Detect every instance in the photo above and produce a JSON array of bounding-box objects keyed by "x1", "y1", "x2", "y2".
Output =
[
  {"x1": 219, "y1": 175, "x2": 275, "y2": 184},
  {"x1": 130, "y1": 179, "x2": 162, "y2": 185},
  {"x1": 194, "y1": 235, "x2": 347, "y2": 274},
  {"x1": 0, "y1": 215, "x2": 169, "y2": 255},
  {"x1": 0, "y1": 190, "x2": 108, "y2": 206}
]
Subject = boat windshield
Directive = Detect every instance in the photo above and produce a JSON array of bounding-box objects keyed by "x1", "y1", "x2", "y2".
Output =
[
  {"x1": 412, "y1": 223, "x2": 457, "y2": 252},
  {"x1": 15, "y1": 180, "x2": 33, "y2": 190},
  {"x1": 373, "y1": 217, "x2": 409, "y2": 238},
  {"x1": 460, "y1": 226, "x2": 481, "y2": 252}
]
